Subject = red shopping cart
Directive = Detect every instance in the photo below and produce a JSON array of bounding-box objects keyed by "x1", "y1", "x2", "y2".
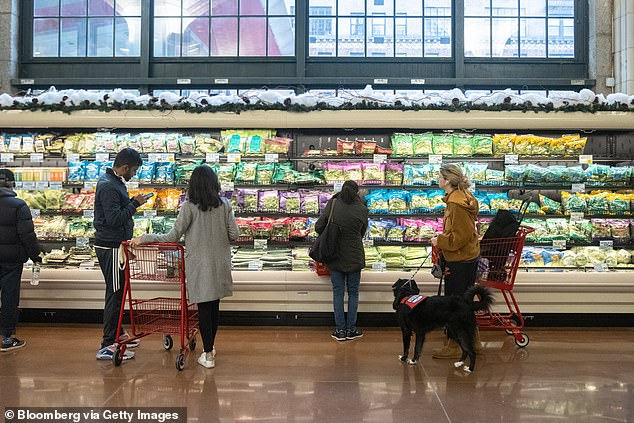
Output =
[
  {"x1": 113, "y1": 242, "x2": 198, "y2": 370},
  {"x1": 475, "y1": 226, "x2": 535, "y2": 347}
]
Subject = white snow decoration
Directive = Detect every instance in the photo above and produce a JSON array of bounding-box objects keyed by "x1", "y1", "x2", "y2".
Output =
[
  {"x1": 0, "y1": 93, "x2": 14, "y2": 106},
  {"x1": 291, "y1": 92, "x2": 319, "y2": 108},
  {"x1": 441, "y1": 88, "x2": 467, "y2": 105},
  {"x1": 606, "y1": 93, "x2": 630, "y2": 104},
  {"x1": 519, "y1": 93, "x2": 550, "y2": 105},
  {"x1": 578, "y1": 89, "x2": 596, "y2": 104},
  {"x1": 36, "y1": 86, "x2": 65, "y2": 105},
  {"x1": 134, "y1": 94, "x2": 153, "y2": 105},
  {"x1": 157, "y1": 91, "x2": 182, "y2": 105},
  {"x1": 595, "y1": 93, "x2": 607, "y2": 104},
  {"x1": 255, "y1": 90, "x2": 287, "y2": 105}
]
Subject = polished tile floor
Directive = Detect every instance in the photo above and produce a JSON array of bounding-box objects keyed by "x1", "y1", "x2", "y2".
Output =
[{"x1": 1, "y1": 325, "x2": 633, "y2": 423}]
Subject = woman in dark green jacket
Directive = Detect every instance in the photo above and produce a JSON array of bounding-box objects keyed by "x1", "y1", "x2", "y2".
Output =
[{"x1": 315, "y1": 180, "x2": 369, "y2": 342}]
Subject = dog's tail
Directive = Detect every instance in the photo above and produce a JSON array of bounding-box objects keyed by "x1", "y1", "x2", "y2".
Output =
[{"x1": 464, "y1": 285, "x2": 494, "y2": 313}]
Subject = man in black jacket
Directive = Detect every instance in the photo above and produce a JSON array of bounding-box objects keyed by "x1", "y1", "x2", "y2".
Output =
[
  {"x1": 0, "y1": 169, "x2": 42, "y2": 352},
  {"x1": 94, "y1": 148, "x2": 148, "y2": 361}
]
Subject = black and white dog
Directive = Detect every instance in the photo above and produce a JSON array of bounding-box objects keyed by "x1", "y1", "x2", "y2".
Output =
[{"x1": 392, "y1": 278, "x2": 494, "y2": 372}]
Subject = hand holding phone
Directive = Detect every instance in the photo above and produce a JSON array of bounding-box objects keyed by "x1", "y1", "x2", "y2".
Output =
[{"x1": 143, "y1": 192, "x2": 155, "y2": 199}]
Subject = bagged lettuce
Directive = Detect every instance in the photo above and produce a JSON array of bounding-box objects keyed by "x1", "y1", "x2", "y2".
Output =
[
  {"x1": 412, "y1": 133, "x2": 433, "y2": 155},
  {"x1": 391, "y1": 133, "x2": 414, "y2": 156}
]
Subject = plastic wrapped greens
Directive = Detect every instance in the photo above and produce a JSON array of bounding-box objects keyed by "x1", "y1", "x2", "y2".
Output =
[
  {"x1": 504, "y1": 165, "x2": 527, "y2": 183},
  {"x1": 391, "y1": 133, "x2": 414, "y2": 156},
  {"x1": 388, "y1": 190, "x2": 409, "y2": 214},
  {"x1": 472, "y1": 135, "x2": 493, "y2": 155},
  {"x1": 343, "y1": 162, "x2": 363, "y2": 182},
  {"x1": 279, "y1": 191, "x2": 301, "y2": 214},
  {"x1": 361, "y1": 162, "x2": 385, "y2": 184},
  {"x1": 607, "y1": 193, "x2": 630, "y2": 215},
  {"x1": 235, "y1": 162, "x2": 257, "y2": 184},
  {"x1": 154, "y1": 162, "x2": 174, "y2": 183},
  {"x1": 561, "y1": 192, "x2": 587, "y2": 213},
  {"x1": 465, "y1": 163, "x2": 488, "y2": 182},
  {"x1": 215, "y1": 164, "x2": 236, "y2": 183},
  {"x1": 256, "y1": 163, "x2": 275, "y2": 185},
  {"x1": 412, "y1": 133, "x2": 433, "y2": 155},
  {"x1": 366, "y1": 190, "x2": 389, "y2": 213},
  {"x1": 259, "y1": 190, "x2": 280, "y2": 212},
  {"x1": 323, "y1": 162, "x2": 345, "y2": 183},
  {"x1": 432, "y1": 134, "x2": 453, "y2": 155},
  {"x1": 367, "y1": 220, "x2": 389, "y2": 240},
  {"x1": 300, "y1": 190, "x2": 320, "y2": 214},
  {"x1": 453, "y1": 134, "x2": 473, "y2": 156},
  {"x1": 238, "y1": 189, "x2": 259, "y2": 212},
  {"x1": 493, "y1": 134, "x2": 515, "y2": 156},
  {"x1": 586, "y1": 193, "x2": 609, "y2": 215},
  {"x1": 539, "y1": 194, "x2": 562, "y2": 214},
  {"x1": 409, "y1": 191, "x2": 429, "y2": 212},
  {"x1": 385, "y1": 163, "x2": 403, "y2": 185},
  {"x1": 569, "y1": 219, "x2": 592, "y2": 243}
]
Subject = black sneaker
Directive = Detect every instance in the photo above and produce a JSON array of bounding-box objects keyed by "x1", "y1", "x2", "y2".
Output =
[
  {"x1": 331, "y1": 329, "x2": 347, "y2": 341},
  {"x1": 346, "y1": 328, "x2": 364, "y2": 340},
  {"x1": 1, "y1": 337, "x2": 26, "y2": 352}
]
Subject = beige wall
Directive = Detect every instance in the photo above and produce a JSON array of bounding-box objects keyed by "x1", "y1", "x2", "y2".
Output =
[
  {"x1": 614, "y1": 0, "x2": 634, "y2": 94},
  {"x1": 0, "y1": 0, "x2": 18, "y2": 95}
]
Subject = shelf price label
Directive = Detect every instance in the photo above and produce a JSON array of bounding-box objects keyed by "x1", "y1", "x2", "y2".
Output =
[
  {"x1": 126, "y1": 181, "x2": 139, "y2": 190},
  {"x1": 22, "y1": 137, "x2": 34, "y2": 152},
  {"x1": 373, "y1": 154, "x2": 387, "y2": 164},
  {"x1": 552, "y1": 239, "x2": 566, "y2": 250},
  {"x1": 333, "y1": 182, "x2": 343, "y2": 193},
  {"x1": 429, "y1": 155, "x2": 443, "y2": 165},
  {"x1": 248, "y1": 260, "x2": 263, "y2": 271},
  {"x1": 148, "y1": 153, "x2": 160, "y2": 163},
  {"x1": 31, "y1": 209, "x2": 40, "y2": 219},
  {"x1": 222, "y1": 182, "x2": 235, "y2": 192},
  {"x1": 14, "y1": 182, "x2": 22, "y2": 189},
  {"x1": 30, "y1": 153, "x2": 44, "y2": 163},
  {"x1": 9, "y1": 137, "x2": 20, "y2": 151},
  {"x1": 76, "y1": 237, "x2": 90, "y2": 248},
  {"x1": 227, "y1": 153, "x2": 241, "y2": 163},
  {"x1": 67, "y1": 153, "x2": 80, "y2": 163},
  {"x1": 95, "y1": 153, "x2": 109, "y2": 162},
  {"x1": 363, "y1": 239, "x2": 374, "y2": 248},
  {"x1": 579, "y1": 155, "x2": 593, "y2": 164},
  {"x1": 254, "y1": 239, "x2": 268, "y2": 250},
  {"x1": 206, "y1": 153, "x2": 220, "y2": 163},
  {"x1": 265, "y1": 153, "x2": 279, "y2": 163},
  {"x1": 599, "y1": 240, "x2": 613, "y2": 250},
  {"x1": 1, "y1": 153, "x2": 14, "y2": 163},
  {"x1": 504, "y1": 154, "x2": 519, "y2": 165},
  {"x1": 372, "y1": 261, "x2": 387, "y2": 272},
  {"x1": 163, "y1": 153, "x2": 175, "y2": 162},
  {"x1": 35, "y1": 181, "x2": 49, "y2": 190},
  {"x1": 49, "y1": 181, "x2": 63, "y2": 190},
  {"x1": 569, "y1": 212, "x2": 584, "y2": 221},
  {"x1": 593, "y1": 263, "x2": 608, "y2": 272},
  {"x1": 143, "y1": 210, "x2": 157, "y2": 218},
  {"x1": 571, "y1": 183, "x2": 585, "y2": 193},
  {"x1": 22, "y1": 182, "x2": 36, "y2": 190},
  {"x1": 83, "y1": 181, "x2": 97, "y2": 191},
  {"x1": 83, "y1": 209, "x2": 94, "y2": 219}
]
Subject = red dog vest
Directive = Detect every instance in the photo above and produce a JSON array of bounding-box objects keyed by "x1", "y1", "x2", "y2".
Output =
[{"x1": 400, "y1": 294, "x2": 428, "y2": 310}]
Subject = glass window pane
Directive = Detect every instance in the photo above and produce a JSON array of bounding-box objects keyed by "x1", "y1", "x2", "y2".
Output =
[
  {"x1": 396, "y1": 0, "x2": 421, "y2": 16},
  {"x1": 492, "y1": 17, "x2": 518, "y2": 57},
  {"x1": 464, "y1": 18, "x2": 490, "y2": 56},
  {"x1": 520, "y1": 0, "x2": 545, "y2": 16},
  {"x1": 87, "y1": 17, "x2": 113, "y2": 55},
  {"x1": 153, "y1": 18, "x2": 182, "y2": 56},
  {"x1": 183, "y1": 0, "x2": 210, "y2": 16},
  {"x1": 425, "y1": 0, "x2": 452, "y2": 16},
  {"x1": 212, "y1": 0, "x2": 238, "y2": 15},
  {"x1": 116, "y1": 0, "x2": 141, "y2": 16},
  {"x1": 268, "y1": 17, "x2": 295, "y2": 56},
  {"x1": 61, "y1": 0, "x2": 86, "y2": 16},
  {"x1": 88, "y1": 0, "x2": 113, "y2": 16},
  {"x1": 210, "y1": 17, "x2": 238, "y2": 55},
  {"x1": 309, "y1": 0, "x2": 336, "y2": 15},
  {"x1": 424, "y1": 17, "x2": 451, "y2": 57},
  {"x1": 395, "y1": 17, "x2": 422, "y2": 57},
  {"x1": 239, "y1": 17, "x2": 266, "y2": 55},
  {"x1": 548, "y1": 0, "x2": 574, "y2": 17},
  {"x1": 492, "y1": 0, "x2": 517, "y2": 16},
  {"x1": 35, "y1": 0, "x2": 59, "y2": 17},
  {"x1": 308, "y1": 17, "x2": 336, "y2": 56},
  {"x1": 154, "y1": 0, "x2": 179, "y2": 16},
  {"x1": 182, "y1": 17, "x2": 210, "y2": 56},
  {"x1": 240, "y1": 0, "x2": 266, "y2": 15},
  {"x1": 548, "y1": 17, "x2": 574, "y2": 57},
  {"x1": 60, "y1": 18, "x2": 86, "y2": 56},
  {"x1": 338, "y1": 17, "x2": 365, "y2": 56},
  {"x1": 339, "y1": 0, "x2": 364, "y2": 16},
  {"x1": 367, "y1": 0, "x2": 393, "y2": 17},
  {"x1": 115, "y1": 17, "x2": 141, "y2": 56},
  {"x1": 269, "y1": 0, "x2": 295, "y2": 15},
  {"x1": 464, "y1": 0, "x2": 490, "y2": 17},
  {"x1": 367, "y1": 17, "x2": 393, "y2": 57},
  {"x1": 33, "y1": 18, "x2": 59, "y2": 57},
  {"x1": 520, "y1": 18, "x2": 545, "y2": 57}
]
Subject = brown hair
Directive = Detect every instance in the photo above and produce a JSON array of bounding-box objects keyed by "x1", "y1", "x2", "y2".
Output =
[{"x1": 439, "y1": 164, "x2": 470, "y2": 191}]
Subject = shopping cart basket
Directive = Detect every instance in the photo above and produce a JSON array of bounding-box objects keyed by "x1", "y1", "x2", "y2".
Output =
[
  {"x1": 113, "y1": 242, "x2": 198, "y2": 370},
  {"x1": 476, "y1": 226, "x2": 534, "y2": 347}
]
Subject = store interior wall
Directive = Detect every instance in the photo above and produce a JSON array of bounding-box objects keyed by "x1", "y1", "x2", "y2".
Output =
[
  {"x1": 589, "y1": 0, "x2": 615, "y2": 94},
  {"x1": 614, "y1": 0, "x2": 634, "y2": 94},
  {"x1": 0, "y1": 0, "x2": 18, "y2": 95}
]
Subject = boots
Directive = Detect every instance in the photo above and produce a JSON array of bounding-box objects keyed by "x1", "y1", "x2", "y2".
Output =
[{"x1": 432, "y1": 338, "x2": 461, "y2": 359}]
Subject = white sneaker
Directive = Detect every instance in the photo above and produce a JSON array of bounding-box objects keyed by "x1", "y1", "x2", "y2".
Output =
[{"x1": 197, "y1": 352, "x2": 215, "y2": 368}]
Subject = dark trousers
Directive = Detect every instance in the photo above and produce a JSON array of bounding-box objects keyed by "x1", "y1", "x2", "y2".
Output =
[
  {"x1": 96, "y1": 247, "x2": 125, "y2": 348},
  {"x1": 444, "y1": 259, "x2": 478, "y2": 296},
  {"x1": 198, "y1": 300, "x2": 220, "y2": 353},
  {"x1": 0, "y1": 263, "x2": 23, "y2": 339}
]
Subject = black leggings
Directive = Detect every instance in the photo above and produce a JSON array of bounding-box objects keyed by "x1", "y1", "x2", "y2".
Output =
[
  {"x1": 198, "y1": 300, "x2": 220, "y2": 353},
  {"x1": 444, "y1": 259, "x2": 478, "y2": 296}
]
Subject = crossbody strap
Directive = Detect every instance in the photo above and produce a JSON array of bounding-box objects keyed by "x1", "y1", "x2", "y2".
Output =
[{"x1": 327, "y1": 198, "x2": 337, "y2": 223}]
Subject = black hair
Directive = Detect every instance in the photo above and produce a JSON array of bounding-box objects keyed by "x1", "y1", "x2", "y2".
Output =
[
  {"x1": 113, "y1": 148, "x2": 143, "y2": 168},
  {"x1": 339, "y1": 180, "x2": 359, "y2": 205},
  {"x1": 0, "y1": 169, "x2": 15, "y2": 188},
  {"x1": 188, "y1": 165, "x2": 222, "y2": 211}
]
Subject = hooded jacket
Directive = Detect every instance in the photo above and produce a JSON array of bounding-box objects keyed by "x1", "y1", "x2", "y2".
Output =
[
  {"x1": 0, "y1": 187, "x2": 42, "y2": 263},
  {"x1": 436, "y1": 189, "x2": 480, "y2": 262}
]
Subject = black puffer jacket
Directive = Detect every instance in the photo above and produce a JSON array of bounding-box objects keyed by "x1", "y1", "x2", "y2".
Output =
[
  {"x1": 315, "y1": 195, "x2": 369, "y2": 273},
  {"x1": 0, "y1": 187, "x2": 42, "y2": 263},
  {"x1": 93, "y1": 168, "x2": 140, "y2": 248}
]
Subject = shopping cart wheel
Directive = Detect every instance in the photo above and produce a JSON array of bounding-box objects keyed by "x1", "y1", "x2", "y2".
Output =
[
  {"x1": 189, "y1": 337, "x2": 196, "y2": 352},
  {"x1": 514, "y1": 333, "x2": 530, "y2": 348},
  {"x1": 505, "y1": 315, "x2": 523, "y2": 335},
  {"x1": 163, "y1": 335, "x2": 173, "y2": 351},
  {"x1": 176, "y1": 353, "x2": 186, "y2": 371},
  {"x1": 112, "y1": 346, "x2": 123, "y2": 367}
]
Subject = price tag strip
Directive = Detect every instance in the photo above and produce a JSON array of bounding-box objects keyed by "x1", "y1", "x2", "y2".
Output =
[
  {"x1": 248, "y1": 260, "x2": 264, "y2": 271},
  {"x1": 372, "y1": 261, "x2": 387, "y2": 272},
  {"x1": 599, "y1": 240, "x2": 613, "y2": 250},
  {"x1": 504, "y1": 154, "x2": 519, "y2": 165},
  {"x1": 254, "y1": 239, "x2": 268, "y2": 250}
]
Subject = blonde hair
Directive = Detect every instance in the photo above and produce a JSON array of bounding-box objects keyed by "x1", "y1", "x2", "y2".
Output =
[{"x1": 439, "y1": 164, "x2": 471, "y2": 191}]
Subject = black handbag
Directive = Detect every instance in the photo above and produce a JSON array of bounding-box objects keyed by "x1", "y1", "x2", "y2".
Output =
[{"x1": 309, "y1": 199, "x2": 340, "y2": 264}]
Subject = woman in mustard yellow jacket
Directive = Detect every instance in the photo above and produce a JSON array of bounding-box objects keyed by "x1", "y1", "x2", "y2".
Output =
[{"x1": 430, "y1": 164, "x2": 481, "y2": 358}]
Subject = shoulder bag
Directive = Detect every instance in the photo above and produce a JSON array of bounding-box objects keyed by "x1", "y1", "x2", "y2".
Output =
[{"x1": 308, "y1": 199, "x2": 340, "y2": 263}]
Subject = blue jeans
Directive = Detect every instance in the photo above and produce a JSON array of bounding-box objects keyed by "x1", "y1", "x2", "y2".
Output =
[{"x1": 329, "y1": 270, "x2": 361, "y2": 331}]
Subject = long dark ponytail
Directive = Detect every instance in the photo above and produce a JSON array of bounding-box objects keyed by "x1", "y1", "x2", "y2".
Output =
[{"x1": 339, "y1": 180, "x2": 359, "y2": 204}]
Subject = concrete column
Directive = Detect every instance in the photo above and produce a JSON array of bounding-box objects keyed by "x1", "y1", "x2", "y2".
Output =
[
  {"x1": 0, "y1": 0, "x2": 18, "y2": 95},
  {"x1": 614, "y1": 0, "x2": 634, "y2": 94},
  {"x1": 589, "y1": 0, "x2": 614, "y2": 95}
]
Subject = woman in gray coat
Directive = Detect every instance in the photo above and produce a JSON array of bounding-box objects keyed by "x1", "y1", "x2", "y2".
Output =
[{"x1": 131, "y1": 166, "x2": 239, "y2": 369}]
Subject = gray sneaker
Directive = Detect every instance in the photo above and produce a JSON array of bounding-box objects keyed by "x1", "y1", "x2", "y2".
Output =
[
  {"x1": 1, "y1": 337, "x2": 25, "y2": 352},
  {"x1": 346, "y1": 328, "x2": 364, "y2": 340},
  {"x1": 331, "y1": 329, "x2": 347, "y2": 341}
]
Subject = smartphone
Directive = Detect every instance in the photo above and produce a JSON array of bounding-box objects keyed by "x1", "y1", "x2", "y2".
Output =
[{"x1": 143, "y1": 193, "x2": 155, "y2": 199}]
